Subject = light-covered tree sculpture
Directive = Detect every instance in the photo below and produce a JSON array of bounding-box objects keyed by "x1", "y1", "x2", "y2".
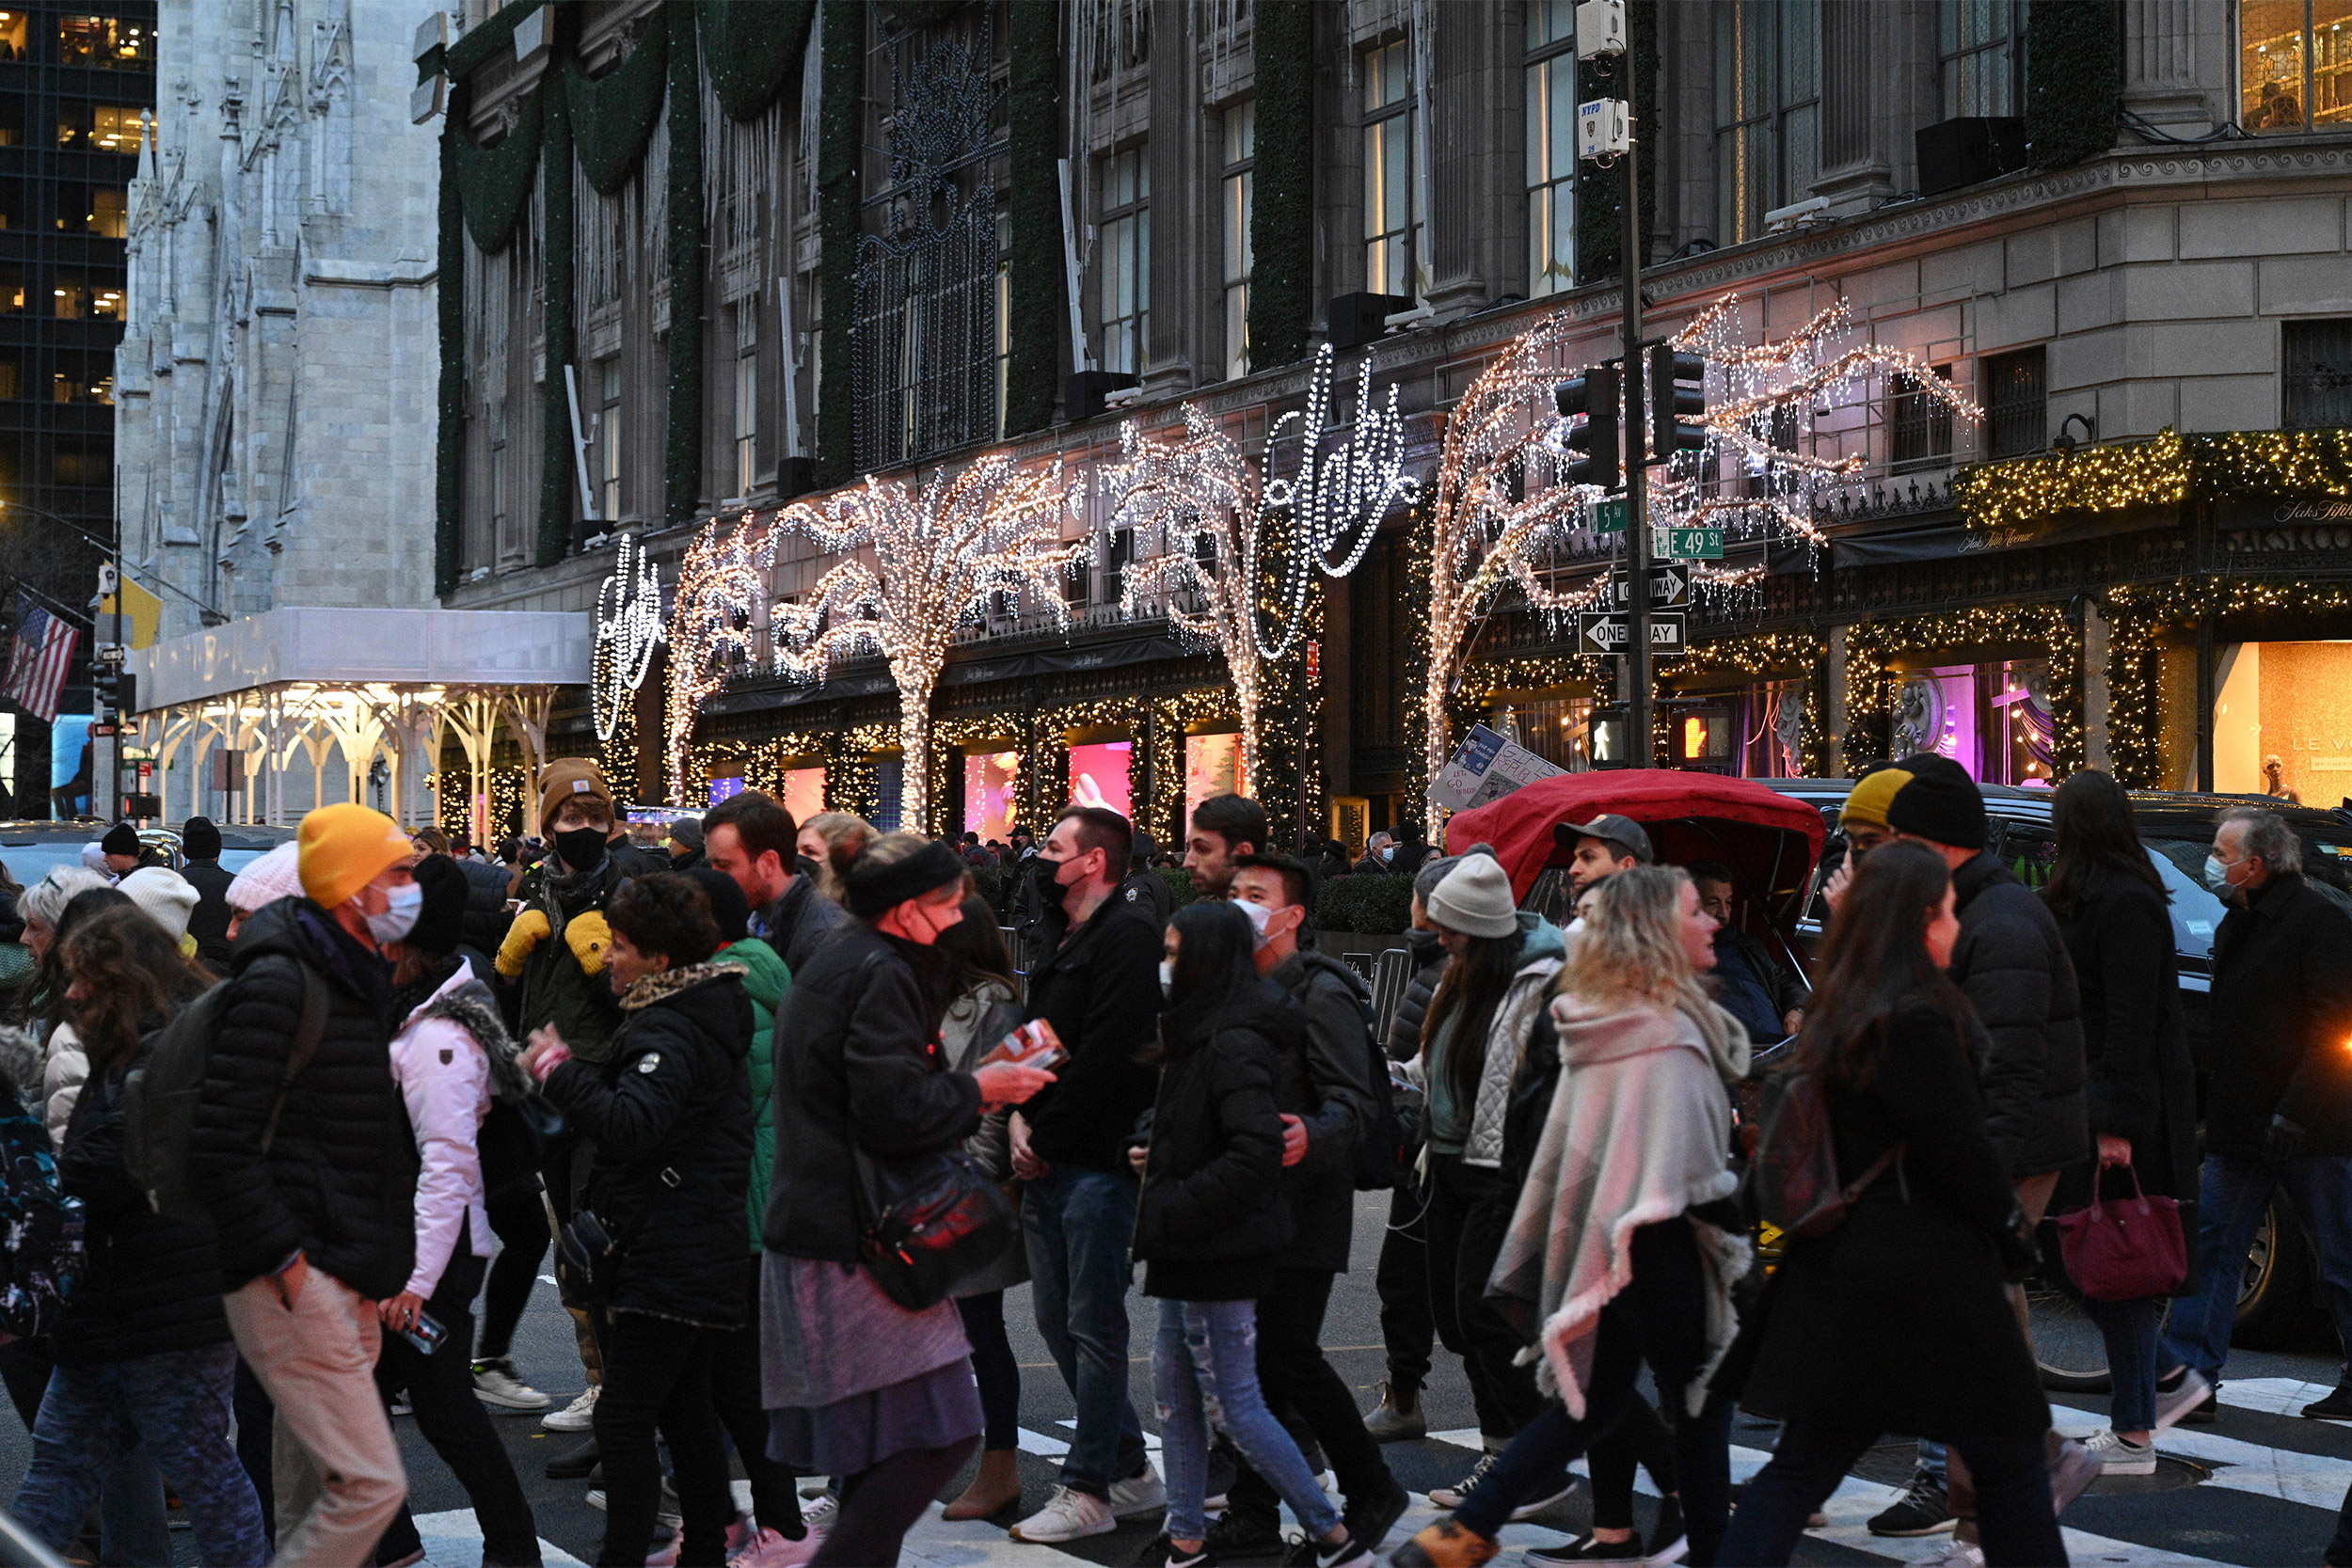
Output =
[
  {"x1": 664, "y1": 516, "x2": 763, "y2": 803},
  {"x1": 771, "y1": 458, "x2": 1084, "y2": 831}
]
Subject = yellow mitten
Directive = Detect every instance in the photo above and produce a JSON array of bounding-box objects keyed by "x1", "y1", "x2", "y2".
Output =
[
  {"x1": 564, "y1": 911, "x2": 612, "y2": 975},
  {"x1": 497, "y1": 909, "x2": 551, "y2": 978}
]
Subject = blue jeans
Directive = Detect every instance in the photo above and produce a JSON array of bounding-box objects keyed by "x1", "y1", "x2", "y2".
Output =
[
  {"x1": 1024, "y1": 1166, "x2": 1149, "y2": 1497},
  {"x1": 12, "y1": 1343, "x2": 266, "y2": 1568},
  {"x1": 1154, "y1": 1299, "x2": 1339, "y2": 1544},
  {"x1": 2086, "y1": 1292, "x2": 2165, "y2": 1433},
  {"x1": 2161, "y1": 1152, "x2": 2352, "y2": 1386}
]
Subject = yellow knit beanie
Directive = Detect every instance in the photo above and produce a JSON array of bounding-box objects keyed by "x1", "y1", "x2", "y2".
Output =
[
  {"x1": 1841, "y1": 766, "x2": 1915, "y2": 832},
  {"x1": 298, "y1": 804, "x2": 416, "y2": 910}
]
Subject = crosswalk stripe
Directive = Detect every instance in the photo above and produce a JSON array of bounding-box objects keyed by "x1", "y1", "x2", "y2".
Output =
[
  {"x1": 2050, "y1": 1401, "x2": 2352, "y2": 1513},
  {"x1": 2218, "y1": 1376, "x2": 2347, "y2": 1420},
  {"x1": 412, "y1": 1509, "x2": 586, "y2": 1566}
]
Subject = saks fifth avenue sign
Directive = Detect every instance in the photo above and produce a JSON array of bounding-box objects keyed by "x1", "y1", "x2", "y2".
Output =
[{"x1": 2219, "y1": 498, "x2": 2352, "y2": 554}]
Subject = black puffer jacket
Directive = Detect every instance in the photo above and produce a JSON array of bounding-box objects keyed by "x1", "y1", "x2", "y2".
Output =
[
  {"x1": 1133, "y1": 982, "x2": 1293, "y2": 1298},
  {"x1": 514, "y1": 851, "x2": 629, "y2": 1063},
  {"x1": 456, "y1": 857, "x2": 515, "y2": 960},
  {"x1": 56, "y1": 1053, "x2": 230, "y2": 1364},
  {"x1": 1268, "y1": 951, "x2": 1375, "y2": 1274},
  {"x1": 190, "y1": 900, "x2": 419, "y2": 1298},
  {"x1": 1950, "y1": 850, "x2": 2087, "y2": 1178},
  {"x1": 764, "y1": 921, "x2": 981, "y2": 1262},
  {"x1": 544, "y1": 963, "x2": 754, "y2": 1326},
  {"x1": 181, "y1": 859, "x2": 235, "y2": 970},
  {"x1": 1385, "y1": 928, "x2": 1446, "y2": 1061},
  {"x1": 755, "y1": 874, "x2": 850, "y2": 977}
]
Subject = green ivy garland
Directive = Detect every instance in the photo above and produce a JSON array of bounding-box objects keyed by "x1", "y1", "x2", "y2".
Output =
[
  {"x1": 540, "y1": 78, "x2": 577, "y2": 567},
  {"x1": 567, "y1": 21, "x2": 668, "y2": 197},
  {"x1": 1248, "y1": 0, "x2": 1313, "y2": 371},
  {"x1": 2026, "y1": 1, "x2": 2120, "y2": 169},
  {"x1": 1004, "y1": 0, "x2": 1062, "y2": 436},
  {"x1": 665, "y1": 1, "x2": 706, "y2": 528},
  {"x1": 1575, "y1": 0, "x2": 1658, "y2": 285},
  {"x1": 436, "y1": 82, "x2": 467, "y2": 597},
  {"x1": 442, "y1": 0, "x2": 543, "y2": 81},
  {"x1": 699, "y1": 0, "x2": 817, "y2": 121},
  {"x1": 452, "y1": 90, "x2": 543, "y2": 253},
  {"x1": 815, "y1": 0, "x2": 863, "y2": 487}
]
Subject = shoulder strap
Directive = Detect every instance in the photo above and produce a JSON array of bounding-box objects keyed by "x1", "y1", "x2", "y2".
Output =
[{"x1": 258, "y1": 964, "x2": 329, "y2": 1156}]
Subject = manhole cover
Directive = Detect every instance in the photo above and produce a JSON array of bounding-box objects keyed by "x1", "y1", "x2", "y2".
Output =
[{"x1": 2085, "y1": 1453, "x2": 2210, "y2": 1495}]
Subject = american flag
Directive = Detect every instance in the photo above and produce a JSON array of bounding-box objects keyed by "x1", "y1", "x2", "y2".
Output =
[{"x1": 3, "y1": 593, "x2": 78, "y2": 723}]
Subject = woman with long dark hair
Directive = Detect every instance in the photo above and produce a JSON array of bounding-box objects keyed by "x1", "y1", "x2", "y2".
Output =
[
  {"x1": 2045, "y1": 768, "x2": 2202, "y2": 1468},
  {"x1": 1719, "y1": 843, "x2": 2062, "y2": 1567},
  {"x1": 1408, "y1": 853, "x2": 1567, "y2": 1507},
  {"x1": 9, "y1": 906, "x2": 266, "y2": 1568},
  {"x1": 1134, "y1": 900, "x2": 1373, "y2": 1568}
]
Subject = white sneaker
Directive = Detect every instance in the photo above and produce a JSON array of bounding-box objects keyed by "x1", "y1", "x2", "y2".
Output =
[
  {"x1": 728, "y1": 1527, "x2": 823, "y2": 1567},
  {"x1": 2082, "y1": 1428, "x2": 2157, "y2": 1476},
  {"x1": 1915, "y1": 1541, "x2": 1984, "y2": 1568},
  {"x1": 543, "y1": 1386, "x2": 598, "y2": 1432},
  {"x1": 1009, "y1": 1485, "x2": 1117, "y2": 1543},
  {"x1": 2154, "y1": 1368, "x2": 2213, "y2": 1434},
  {"x1": 799, "y1": 1496, "x2": 837, "y2": 1535},
  {"x1": 1107, "y1": 1462, "x2": 1167, "y2": 1519},
  {"x1": 1427, "y1": 1452, "x2": 1497, "y2": 1510},
  {"x1": 472, "y1": 1357, "x2": 552, "y2": 1411}
]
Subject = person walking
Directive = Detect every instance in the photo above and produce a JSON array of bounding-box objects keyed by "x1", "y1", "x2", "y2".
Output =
[
  {"x1": 1006, "y1": 806, "x2": 1168, "y2": 1544},
  {"x1": 762, "y1": 834, "x2": 1056, "y2": 1567},
  {"x1": 2042, "y1": 770, "x2": 2205, "y2": 1470},
  {"x1": 1407, "y1": 852, "x2": 1571, "y2": 1512},
  {"x1": 366, "y1": 857, "x2": 542, "y2": 1568},
  {"x1": 193, "y1": 803, "x2": 422, "y2": 1567},
  {"x1": 706, "y1": 791, "x2": 848, "y2": 974},
  {"x1": 1216, "y1": 854, "x2": 1409, "y2": 1553},
  {"x1": 1133, "y1": 900, "x2": 1376, "y2": 1568},
  {"x1": 518, "y1": 872, "x2": 755, "y2": 1568},
  {"x1": 180, "y1": 816, "x2": 237, "y2": 970},
  {"x1": 1716, "y1": 843, "x2": 2065, "y2": 1568},
  {"x1": 938, "y1": 897, "x2": 1031, "y2": 1524},
  {"x1": 2157, "y1": 804, "x2": 2352, "y2": 1420},
  {"x1": 1394, "y1": 866, "x2": 1747, "y2": 1568},
  {"x1": 10, "y1": 905, "x2": 268, "y2": 1568}
]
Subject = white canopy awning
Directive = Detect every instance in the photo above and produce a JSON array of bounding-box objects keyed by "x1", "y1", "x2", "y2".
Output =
[{"x1": 131, "y1": 606, "x2": 592, "y2": 711}]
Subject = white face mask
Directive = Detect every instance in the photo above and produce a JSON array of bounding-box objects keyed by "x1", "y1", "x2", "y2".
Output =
[
  {"x1": 364, "y1": 881, "x2": 422, "y2": 944},
  {"x1": 2203, "y1": 854, "x2": 2235, "y2": 892},
  {"x1": 1237, "y1": 898, "x2": 1276, "y2": 949},
  {"x1": 1380, "y1": 845, "x2": 1394, "y2": 863},
  {"x1": 1159, "y1": 959, "x2": 1177, "y2": 999}
]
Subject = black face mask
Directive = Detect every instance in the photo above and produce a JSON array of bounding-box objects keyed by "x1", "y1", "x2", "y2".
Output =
[
  {"x1": 1031, "y1": 856, "x2": 1070, "y2": 911},
  {"x1": 554, "y1": 826, "x2": 610, "y2": 872}
]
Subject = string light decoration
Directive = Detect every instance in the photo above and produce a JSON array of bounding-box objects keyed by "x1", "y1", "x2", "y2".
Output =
[
  {"x1": 1955, "y1": 428, "x2": 2352, "y2": 532},
  {"x1": 664, "y1": 515, "x2": 766, "y2": 804},
  {"x1": 593, "y1": 532, "x2": 665, "y2": 740},
  {"x1": 771, "y1": 457, "x2": 1086, "y2": 830},
  {"x1": 1842, "y1": 604, "x2": 2084, "y2": 777}
]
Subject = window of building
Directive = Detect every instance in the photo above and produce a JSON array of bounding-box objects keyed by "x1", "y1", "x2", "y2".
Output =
[
  {"x1": 0, "y1": 10, "x2": 27, "y2": 60},
  {"x1": 1527, "y1": 0, "x2": 1577, "y2": 295},
  {"x1": 1891, "y1": 364, "x2": 1956, "y2": 465},
  {"x1": 2241, "y1": 1, "x2": 2352, "y2": 131},
  {"x1": 56, "y1": 101, "x2": 142, "y2": 153},
  {"x1": 1221, "y1": 100, "x2": 1254, "y2": 380},
  {"x1": 1715, "y1": 0, "x2": 1820, "y2": 247},
  {"x1": 0, "y1": 356, "x2": 20, "y2": 399},
  {"x1": 488, "y1": 399, "x2": 509, "y2": 549},
  {"x1": 1979, "y1": 345, "x2": 2046, "y2": 458},
  {"x1": 53, "y1": 181, "x2": 122, "y2": 235},
  {"x1": 1098, "y1": 144, "x2": 1149, "y2": 377},
  {"x1": 0, "y1": 264, "x2": 24, "y2": 312},
  {"x1": 52, "y1": 272, "x2": 119, "y2": 320},
  {"x1": 0, "y1": 177, "x2": 22, "y2": 230},
  {"x1": 1940, "y1": 0, "x2": 2026, "y2": 118},
  {"x1": 52, "y1": 446, "x2": 103, "y2": 486},
  {"x1": 596, "y1": 357, "x2": 622, "y2": 522},
  {"x1": 733, "y1": 303, "x2": 757, "y2": 499},
  {"x1": 51, "y1": 351, "x2": 110, "y2": 404},
  {"x1": 1362, "y1": 40, "x2": 1422, "y2": 299},
  {"x1": 58, "y1": 15, "x2": 151, "y2": 69},
  {"x1": 2284, "y1": 318, "x2": 2352, "y2": 427},
  {"x1": 0, "y1": 101, "x2": 24, "y2": 148}
]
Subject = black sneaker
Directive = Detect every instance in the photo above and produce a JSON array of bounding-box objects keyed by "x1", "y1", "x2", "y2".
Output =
[
  {"x1": 544, "y1": 1437, "x2": 599, "y2": 1480},
  {"x1": 1866, "y1": 1467, "x2": 1952, "y2": 1537},
  {"x1": 1343, "y1": 1474, "x2": 1411, "y2": 1552},
  {"x1": 1203, "y1": 1511, "x2": 1285, "y2": 1560},
  {"x1": 2305, "y1": 1384, "x2": 2352, "y2": 1420},
  {"x1": 1136, "y1": 1536, "x2": 1219, "y2": 1567},
  {"x1": 1525, "y1": 1537, "x2": 1645, "y2": 1562},
  {"x1": 1307, "y1": 1533, "x2": 1375, "y2": 1568}
]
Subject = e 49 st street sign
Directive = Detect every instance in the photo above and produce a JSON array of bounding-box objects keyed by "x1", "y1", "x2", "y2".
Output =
[{"x1": 1577, "y1": 610, "x2": 1686, "y2": 657}]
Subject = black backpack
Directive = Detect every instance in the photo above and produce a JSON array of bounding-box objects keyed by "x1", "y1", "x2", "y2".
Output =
[{"x1": 1300, "y1": 953, "x2": 1406, "y2": 1191}]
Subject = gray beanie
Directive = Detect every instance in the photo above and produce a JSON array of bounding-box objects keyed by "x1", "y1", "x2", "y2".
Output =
[{"x1": 1426, "y1": 853, "x2": 1518, "y2": 940}]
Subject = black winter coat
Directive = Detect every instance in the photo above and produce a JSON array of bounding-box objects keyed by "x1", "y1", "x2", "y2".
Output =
[
  {"x1": 514, "y1": 853, "x2": 629, "y2": 1062},
  {"x1": 544, "y1": 963, "x2": 755, "y2": 1326},
  {"x1": 1020, "y1": 895, "x2": 1163, "y2": 1173},
  {"x1": 2204, "y1": 872, "x2": 2352, "y2": 1158},
  {"x1": 182, "y1": 859, "x2": 235, "y2": 971},
  {"x1": 456, "y1": 857, "x2": 515, "y2": 960},
  {"x1": 755, "y1": 875, "x2": 850, "y2": 977},
  {"x1": 1732, "y1": 1001, "x2": 2049, "y2": 1446},
  {"x1": 1385, "y1": 929, "x2": 1445, "y2": 1061},
  {"x1": 1133, "y1": 985, "x2": 1293, "y2": 1300},
  {"x1": 56, "y1": 1053, "x2": 230, "y2": 1364},
  {"x1": 2050, "y1": 869, "x2": 2201, "y2": 1291},
  {"x1": 190, "y1": 900, "x2": 419, "y2": 1298},
  {"x1": 1268, "y1": 950, "x2": 1375, "y2": 1273},
  {"x1": 1951, "y1": 851, "x2": 2088, "y2": 1178},
  {"x1": 764, "y1": 921, "x2": 981, "y2": 1261}
]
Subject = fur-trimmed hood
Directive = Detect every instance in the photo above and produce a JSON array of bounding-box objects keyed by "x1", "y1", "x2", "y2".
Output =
[
  {"x1": 406, "y1": 969, "x2": 533, "y2": 1106},
  {"x1": 618, "y1": 959, "x2": 747, "y2": 1014}
]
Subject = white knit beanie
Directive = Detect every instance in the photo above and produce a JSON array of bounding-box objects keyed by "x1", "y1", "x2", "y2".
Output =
[
  {"x1": 1426, "y1": 853, "x2": 1519, "y2": 940},
  {"x1": 225, "y1": 840, "x2": 305, "y2": 915},
  {"x1": 119, "y1": 867, "x2": 200, "y2": 943}
]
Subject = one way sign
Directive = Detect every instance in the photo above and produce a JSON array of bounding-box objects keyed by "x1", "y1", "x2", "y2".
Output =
[
  {"x1": 1577, "y1": 610, "x2": 1687, "y2": 657},
  {"x1": 1609, "y1": 564, "x2": 1689, "y2": 609}
]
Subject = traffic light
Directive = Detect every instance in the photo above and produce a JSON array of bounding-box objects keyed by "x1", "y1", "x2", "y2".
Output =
[
  {"x1": 90, "y1": 662, "x2": 133, "y2": 716},
  {"x1": 1648, "y1": 344, "x2": 1708, "y2": 464},
  {"x1": 1555, "y1": 362, "x2": 1620, "y2": 490}
]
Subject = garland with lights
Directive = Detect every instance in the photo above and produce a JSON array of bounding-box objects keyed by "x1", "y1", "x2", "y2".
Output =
[
  {"x1": 2025, "y1": 0, "x2": 2119, "y2": 171},
  {"x1": 1248, "y1": 0, "x2": 1314, "y2": 370},
  {"x1": 1954, "y1": 429, "x2": 2352, "y2": 533},
  {"x1": 1842, "y1": 604, "x2": 2083, "y2": 778},
  {"x1": 435, "y1": 82, "x2": 467, "y2": 598},
  {"x1": 814, "y1": 0, "x2": 861, "y2": 488},
  {"x1": 567, "y1": 19, "x2": 668, "y2": 196},
  {"x1": 1573, "y1": 0, "x2": 1657, "y2": 286},
  {"x1": 451, "y1": 87, "x2": 542, "y2": 254},
  {"x1": 698, "y1": 0, "x2": 815, "y2": 121},
  {"x1": 665, "y1": 516, "x2": 766, "y2": 801}
]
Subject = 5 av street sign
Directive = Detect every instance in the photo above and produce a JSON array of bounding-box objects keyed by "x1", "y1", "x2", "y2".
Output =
[{"x1": 1577, "y1": 610, "x2": 1687, "y2": 657}]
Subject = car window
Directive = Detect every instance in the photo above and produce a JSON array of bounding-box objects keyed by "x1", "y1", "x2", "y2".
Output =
[
  {"x1": 2306, "y1": 837, "x2": 2352, "y2": 912},
  {"x1": 0, "y1": 843, "x2": 99, "y2": 888},
  {"x1": 2140, "y1": 839, "x2": 2230, "y2": 964},
  {"x1": 220, "y1": 847, "x2": 278, "y2": 874},
  {"x1": 1997, "y1": 823, "x2": 2057, "y2": 892}
]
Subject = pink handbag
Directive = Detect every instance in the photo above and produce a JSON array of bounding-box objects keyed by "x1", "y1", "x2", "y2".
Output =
[{"x1": 2052, "y1": 1164, "x2": 2187, "y2": 1301}]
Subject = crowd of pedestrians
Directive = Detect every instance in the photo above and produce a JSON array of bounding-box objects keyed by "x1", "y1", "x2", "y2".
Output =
[{"x1": 0, "y1": 751, "x2": 2344, "y2": 1568}]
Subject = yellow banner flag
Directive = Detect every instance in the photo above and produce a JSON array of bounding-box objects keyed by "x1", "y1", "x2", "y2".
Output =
[{"x1": 97, "y1": 574, "x2": 163, "y2": 650}]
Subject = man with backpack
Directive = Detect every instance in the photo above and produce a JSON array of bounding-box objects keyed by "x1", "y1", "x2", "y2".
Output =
[
  {"x1": 1219, "y1": 854, "x2": 1411, "y2": 1553},
  {"x1": 187, "y1": 802, "x2": 422, "y2": 1567}
]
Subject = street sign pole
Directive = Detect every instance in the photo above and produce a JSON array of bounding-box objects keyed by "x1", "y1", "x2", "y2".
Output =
[{"x1": 1619, "y1": 111, "x2": 1650, "y2": 766}]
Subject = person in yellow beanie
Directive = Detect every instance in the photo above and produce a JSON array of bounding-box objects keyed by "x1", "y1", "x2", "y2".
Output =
[{"x1": 1821, "y1": 766, "x2": 1910, "y2": 915}]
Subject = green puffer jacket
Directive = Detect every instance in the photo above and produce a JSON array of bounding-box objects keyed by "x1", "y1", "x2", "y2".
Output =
[{"x1": 721, "y1": 936, "x2": 790, "y2": 1252}]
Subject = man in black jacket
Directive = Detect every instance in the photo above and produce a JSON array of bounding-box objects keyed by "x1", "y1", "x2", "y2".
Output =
[
  {"x1": 706, "y1": 789, "x2": 846, "y2": 974},
  {"x1": 192, "y1": 802, "x2": 421, "y2": 1565},
  {"x1": 1218, "y1": 854, "x2": 1411, "y2": 1552},
  {"x1": 1006, "y1": 804, "x2": 1166, "y2": 1544},
  {"x1": 2160, "y1": 805, "x2": 2352, "y2": 1419},
  {"x1": 179, "y1": 815, "x2": 236, "y2": 970}
]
